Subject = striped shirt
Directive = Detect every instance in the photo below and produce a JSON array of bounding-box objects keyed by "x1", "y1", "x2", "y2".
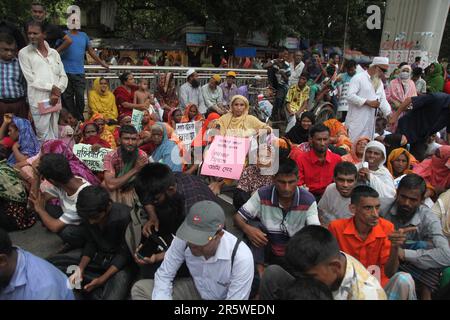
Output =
[
  {"x1": 238, "y1": 185, "x2": 320, "y2": 256},
  {"x1": 0, "y1": 58, "x2": 26, "y2": 99}
]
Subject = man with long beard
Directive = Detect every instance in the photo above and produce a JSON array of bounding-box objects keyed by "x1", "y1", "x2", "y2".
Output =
[
  {"x1": 346, "y1": 57, "x2": 392, "y2": 142},
  {"x1": 103, "y1": 125, "x2": 148, "y2": 208},
  {"x1": 179, "y1": 69, "x2": 206, "y2": 114}
]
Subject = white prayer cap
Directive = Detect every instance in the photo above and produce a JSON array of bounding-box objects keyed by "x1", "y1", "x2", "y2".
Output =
[
  {"x1": 370, "y1": 57, "x2": 389, "y2": 69},
  {"x1": 186, "y1": 68, "x2": 196, "y2": 78}
]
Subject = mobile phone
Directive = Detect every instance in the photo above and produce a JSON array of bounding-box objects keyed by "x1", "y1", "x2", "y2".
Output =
[{"x1": 363, "y1": 161, "x2": 369, "y2": 169}]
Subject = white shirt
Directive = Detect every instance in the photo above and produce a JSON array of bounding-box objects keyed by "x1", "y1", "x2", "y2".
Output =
[
  {"x1": 179, "y1": 82, "x2": 206, "y2": 114},
  {"x1": 346, "y1": 71, "x2": 391, "y2": 142},
  {"x1": 42, "y1": 177, "x2": 91, "y2": 225},
  {"x1": 152, "y1": 230, "x2": 254, "y2": 300},
  {"x1": 318, "y1": 183, "x2": 352, "y2": 226},
  {"x1": 289, "y1": 61, "x2": 305, "y2": 86},
  {"x1": 18, "y1": 41, "x2": 68, "y2": 109}
]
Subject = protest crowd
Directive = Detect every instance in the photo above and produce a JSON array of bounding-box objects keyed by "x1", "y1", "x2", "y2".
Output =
[{"x1": 1, "y1": 2, "x2": 450, "y2": 301}]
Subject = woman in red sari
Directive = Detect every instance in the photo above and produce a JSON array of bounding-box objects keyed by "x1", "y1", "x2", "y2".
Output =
[
  {"x1": 181, "y1": 104, "x2": 204, "y2": 123},
  {"x1": 113, "y1": 72, "x2": 148, "y2": 117},
  {"x1": 155, "y1": 72, "x2": 179, "y2": 122},
  {"x1": 80, "y1": 121, "x2": 111, "y2": 151}
]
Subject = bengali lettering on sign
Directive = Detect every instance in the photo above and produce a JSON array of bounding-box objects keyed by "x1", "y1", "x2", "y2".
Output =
[
  {"x1": 200, "y1": 135, "x2": 250, "y2": 180},
  {"x1": 176, "y1": 121, "x2": 198, "y2": 145},
  {"x1": 131, "y1": 109, "x2": 144, "y2": 132},
  {"x1": 73, "y1": 144, "x2": 112, "y2": 171}
]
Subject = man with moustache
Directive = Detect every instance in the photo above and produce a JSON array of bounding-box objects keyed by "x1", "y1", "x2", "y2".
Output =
[
  {"x1": 346, "y1": 57, "x2": 392, "y2": 142},
  {"x1": 103, "y1": 125, "x2": 148, "y2": 208},
  {"x1": 18, "y1": 20, "x2": 68, "y2": 142},
  {"x1": 179, "y1": 68, "x2": 206, "y2": 114},
  {"x1": 328, "y1": 186, "x2": 417, "y2": 300}
]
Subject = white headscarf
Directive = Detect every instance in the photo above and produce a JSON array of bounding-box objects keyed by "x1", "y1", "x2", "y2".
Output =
[{"x1": 363, "y1": 140, "x2": 387, "y2": 166}]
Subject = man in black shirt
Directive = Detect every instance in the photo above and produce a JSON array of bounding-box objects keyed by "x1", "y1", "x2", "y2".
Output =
[
  {"x1": 27, "y1": 2, "x2": 72, "y2": 52},
  {"x1": 48, "y1": 186, "x2": 135, "y2": 300}
]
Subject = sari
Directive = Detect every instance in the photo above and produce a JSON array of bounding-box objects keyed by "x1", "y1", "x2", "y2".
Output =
[
  {"x1": 413, "y1": 145, "x2": 450, "y2": 190},
  {"x1": 426, "y1": 63, "x2": 445, "y2": 93},
  {"x1": 323, "y1": 118, "x2": 352, "y2": 152},
  {"x1": 151, "y1": 123, "x2": 183, "y2": 172},
  {"x1": 192, "y1": 112, "x2": 221, "y2": 148},
  {"x1": 114, "y1": 85, "x2": 137, "y2": 117},
  {"x1": 386, "y1": 148, "x2": 417, "y2": 178},
  {"x1": 181, "y1": 104, "x2": 205, "y2": 123},
  {"x1": 7, "y1": 117, "x2": 40, "y2": 166},
  {"x1": 90, "y1": 113, "x2": 117, "y2": 149},
  {"x1": 88, "y1": 78, "x2": 118, "y2": 121},
  {"x1": 155, "y1": 72, "x2": 179, "y2": 121},
  {"x1": 341, "y1": 136, "x2": 370, "y2": 165}
]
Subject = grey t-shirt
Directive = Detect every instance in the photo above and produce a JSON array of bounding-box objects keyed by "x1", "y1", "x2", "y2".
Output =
[{"x1": 318, "y1": 183, "x2": 352, "y2": 226}]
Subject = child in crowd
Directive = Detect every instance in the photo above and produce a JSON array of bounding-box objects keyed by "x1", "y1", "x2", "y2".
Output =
[{"x1": 134, "y1": 79, "x2": 162, "y2": 121}]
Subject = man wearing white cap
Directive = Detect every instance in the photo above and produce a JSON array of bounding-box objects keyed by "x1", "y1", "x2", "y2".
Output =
[
  {"x1": 346, "y1": 57, "x2": 392, "y2": 142},
  {"x1": 179, "y1": 68, "x2": 206, "y2": 114}
]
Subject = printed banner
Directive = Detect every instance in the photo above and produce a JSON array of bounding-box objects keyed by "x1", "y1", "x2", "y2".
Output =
[{"x1": 73, "y1": 144, "x2": 112, "y2": 172}]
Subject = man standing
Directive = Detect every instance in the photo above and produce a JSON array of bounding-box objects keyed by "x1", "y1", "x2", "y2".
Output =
[
  {"x1": 132, "y1": 200, "x2": 254, "y2": 300},
  {"x1": 289, "y1": 50, "x2": 305, "y2": 86},
  {"x1": 179, "y1": 68, "x2": 206, "y2": 114},
  {"x1": 220, "y1": 71, "x2": 239, "y2": 106},
  {"x1": 28, "y1": 2, "x2": 72, "y2": 53},
  {"x1": 336, "y1": 59, "x2": 358, "y2": 122},
  {"x1": 290, "y1": 124, "x2": 342, "y2": 200},
  {"x1": 346, "y1": 57, "x2": 391, "y2": 142},
  {"x1": 0, "y1": 33, "x2": 28, "y2": 125},
  {"x1": 18, "y1": 21, "x2": 68, "y2": 142},
  {"x1": 60, "y1": 23, "x2": 109, "y2": 121},
  {"x1": 202, "y1": 74, "x2": 227, "y2": 115},
  {"x1": 285, "y1": 72, "x2": 310, "y2": 121},
  {"x1": 411, "y1": 56, "x2": 421, "y2": 70},
  {"x1": 103, "y1": 125, "x2": 148, "y2": 208}
]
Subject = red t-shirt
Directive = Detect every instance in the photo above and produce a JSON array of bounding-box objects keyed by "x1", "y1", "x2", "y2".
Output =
[{"x1": 290, "y1": 147, "x2": 342, "y2": 196}]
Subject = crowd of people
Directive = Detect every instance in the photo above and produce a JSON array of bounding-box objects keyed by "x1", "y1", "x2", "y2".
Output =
[{"x1": 1, "y1": 2, "x2": 450, "y2": 301}]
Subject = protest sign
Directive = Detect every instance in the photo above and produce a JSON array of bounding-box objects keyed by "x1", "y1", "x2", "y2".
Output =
[
  {"x1": 176, "y1": 121, "x2": 198, "y2": 145},
  {"x1": 131, "y1": 109, "x2": 144, "y2": 132},
  {"x1": 73, "y1": 144, "x2": 112, "y2": 171},
  {"x1": 200, "y1": 135, "x2": 250, "y2": 180}
]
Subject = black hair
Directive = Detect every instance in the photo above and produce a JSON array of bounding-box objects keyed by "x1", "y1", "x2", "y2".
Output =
[
  {"x1": 412, "y1": 67, "x2": 423, "y2": 77},
  {"x1": 309, "y1": 123, "x2": 330, "y2": 138},
  {"x1": 376, "y1": 117, "x2": 387, "y2": 125},
  {"x1": 398, "y1": 62, "x2": 408, "y2": 69},
  {"x1": 326, "y1": 65, "x2": 335, "y2": 77},
  {"x1": 334, "y1": 161, "x2": 357, "y2": 178},
  {"x1": 276, "y1": 157, "x2": 299, "y2": 178},
  {"x1": 26, "y1": 20, "x2": 44, "y2": 33},
  {"x1": 299, "y1": 111, "x2": 315, "y2": 124},
  {"x1": 281, "y1": 276, "x2": 333, "y2": 300},
  {"x1": 345, "y1": 59, "x2": 357, "y2": 69},
  {"x1": 299, "y1": 71, "x2": 309, "y2": 80},
  {"x1": 350, "y1": 185, "x2": 379, "y2": 204},
  {"x1": 135, "y1": 163, "x2": 176, "y2": 205},
  {"x1": 285, "y1": 225, "x2": 340, "y2": 273},
  {"x1": 0, "y1": 228, "x2": 13, "y2": 256},
  {"x1": 37, "y1": 153, "x2": 74, "y2": 184},
  {"x1": 119, "y1": 72, "x2": 132, "y2": 84},
  {"x1": 0, "y1": 145, "x2": 8, "y2": 161},
  {"x1": 329, "y1": 52, "x2": 338, "y2": 60},
  {"x1": 119, "y1": 124, "x2": 138, "y2": 137},
  {"x1": 397, "y1": 173, "x2": 427, "y2": 198},
  {"x1": 31, "y1": 2, "x2": 46, "y2": 10},
  {"x1": 0, "y1": 32, "x2": 16, "y2": 45},
  {"x1": 76, "y1": 186, "x2": 111, "y2": 221},
  {"x1": 83, "y1": 122, "x2": 99, "y2": 134},
  {"x1": 415, "y1": 56, "x2": 421, "y2": 62}
]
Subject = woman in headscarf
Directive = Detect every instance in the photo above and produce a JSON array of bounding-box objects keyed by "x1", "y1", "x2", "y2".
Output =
[
  {"x1": 216, "y1": 95, "x2": 271, "y2": 138},
  {"x1": 0, "y1": 116, "x2": 40, "y2": 167},
  {"x1": 167, "y1": 108, "x2": 183, "y2": 129},
  {"x1": 425, "y1": 62, "x2": 445, "y2": 93},
  {"x1": 90, "y1": 113, "x2": 116, "y2": 149},
  {"x1": 80, "y1": 121, "x2": 111, "y2": 150},
  {"x1": 341, "y1": 136, "x2": 370, "y2": 165},
  {"x1": 356, "y1": 140, "x2": 396, "y2": 198},
  {"x1": 154, "y1": 72, "x2": 179, "y2": 122},
  {"x1": 181, "y1": 104, "x2": 204, "y2": 123},
  {"x1": 191, "y1": 112, "x2": 221, "y2": 149},
  {"x1": 386, "y1": 147, "x2": 418, "y2": 188},
  {"x1": 88, "y1": 77, "x2": 118, "y2": 123},
  {"x1": 285, "y1": 111, "x2": 315, "y2": 145},
  {"x1": 413, "y1": 145, "x2": 450, "y2": 192},
  {"x1": 323, "y1": 118, "x2": 352, "y2": 152},
  {"x1": 151, "y1": 123, "x2": 183, "y2": 172}
]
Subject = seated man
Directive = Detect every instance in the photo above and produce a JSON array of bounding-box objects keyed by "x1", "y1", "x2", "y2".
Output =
[
  {"x1": 48, "y1": 186, "x2": 134, "y2": 300},
  {"x1": 103, "y1": 124, "x2": 148, "y2": 208},
  {"x1": 290, "y1": 123, "x2": 342, "y2": 200},
  {"x1": 233, "y1": 157, "x2": 320, "y2": 277},
  {"x1": 318, "y1": 161, "x2": 357, "y2": 227},
  {"x1": 131, "y1": 200, "x2": 254, "y2": 300},
  {"x1": 260, "y1": 225, "x2": 387, "y2": 300},
  {"x1": 328, "y1": 185, "x2": 416, "y2": 300},
  {"x1": 0, "y1": 228, "x2": 74, "y2": 300},
  {"x1": 29, "y1": 153, "x2": 91, "y2": 249},
  {"x1": 380, "y1": 174, "x2": 450, "y2": 300}
]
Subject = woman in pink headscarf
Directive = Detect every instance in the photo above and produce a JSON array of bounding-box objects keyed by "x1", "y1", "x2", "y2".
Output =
[{"x1": 413, "y1": 145, "x2": 450, "y2": 193}]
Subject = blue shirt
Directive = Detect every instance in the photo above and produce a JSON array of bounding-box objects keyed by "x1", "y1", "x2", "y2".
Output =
[
  {"x1": 0, "y1": 248, "x2": 74, "y2": 300},
  {"x1": 60, "y1": 31, "x2": 90, "y2": 74}
]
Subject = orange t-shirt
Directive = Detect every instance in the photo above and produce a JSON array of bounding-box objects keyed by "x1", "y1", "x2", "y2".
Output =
[{"x1": 328, "y1": 217, "x2": 394, "y2": 287}]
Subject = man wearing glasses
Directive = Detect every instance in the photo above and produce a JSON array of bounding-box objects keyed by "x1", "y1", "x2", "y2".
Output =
[{"x1": 346, "y1": 56, "x2": 392, "y2": 142}]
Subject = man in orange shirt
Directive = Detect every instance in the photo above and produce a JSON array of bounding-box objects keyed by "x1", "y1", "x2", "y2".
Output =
[{"x1": 328, "y1": 185, "x2": 417, "y2": 300}]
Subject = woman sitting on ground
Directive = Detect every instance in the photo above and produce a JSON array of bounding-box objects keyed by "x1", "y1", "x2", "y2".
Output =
[
  {"x1": 285, "y1": 111, "x2": 315, "y2": 145},
  {"x1": 386, "y1": 147, "x2": 417, "y2": 187},
  {"x1": 80, "y1": 121, "x2": 111, "y2": 151},
  {"x1": 150, "y1": 123, "x2": 183, "y2": 172},
  {"x1": 181, "y1": 104, "x2": 204, "y2": 123},
  {"x1": 341, "y1": 136, "x2": 370, "y2": 165},
  {"x1": 88, "y1": 77, "x2": 119, "y2": 124},
  {"x1": 90, "y1": 114, "x2": 117, "y2": 149}
]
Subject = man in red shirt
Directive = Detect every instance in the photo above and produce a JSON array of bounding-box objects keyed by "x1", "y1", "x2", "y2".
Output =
[
  {"x1": 290, "y1": 124, "x2": 341, "y2": 200},
  {"x1": 328, "y1": 185, "x2": 416, "y2": 300}
]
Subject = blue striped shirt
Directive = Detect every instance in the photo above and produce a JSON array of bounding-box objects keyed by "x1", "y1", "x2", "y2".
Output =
[{"x1": 0, "y1": 58, "x2": 26, "y2": 99}]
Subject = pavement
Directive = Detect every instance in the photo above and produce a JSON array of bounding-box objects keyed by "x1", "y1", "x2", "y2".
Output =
[{"x1": 8, "y1": 196, "x2": 242, "y2": 259}]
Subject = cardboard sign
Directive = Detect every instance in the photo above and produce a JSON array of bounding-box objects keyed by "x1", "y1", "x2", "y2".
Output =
[
  {"x1": 201, "y1": 135, "x2": 250, "y2": 180},
  {"x1": 176, "y1": 121, "x2": 198, "y2": 145},
  {"x1": 131, "y1": 109, "x2": 144, "y2": 132},
  {"x1": 73, "y1": 143, "x2": 112, "y2": 171}
]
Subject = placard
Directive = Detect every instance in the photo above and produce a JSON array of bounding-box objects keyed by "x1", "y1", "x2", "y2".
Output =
[
  {"x1": 73, "y1": 143, "x2": 112, "y2": 171},
  {"x1": 176, "y1": 121, "x2": 198, "y2": 145},
  {"x1": 200, "y1": 135, "x2": 250, "y2": 180},
  {"x1": 131, "y1": 109, "x2": 144, "y2": 132}
]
